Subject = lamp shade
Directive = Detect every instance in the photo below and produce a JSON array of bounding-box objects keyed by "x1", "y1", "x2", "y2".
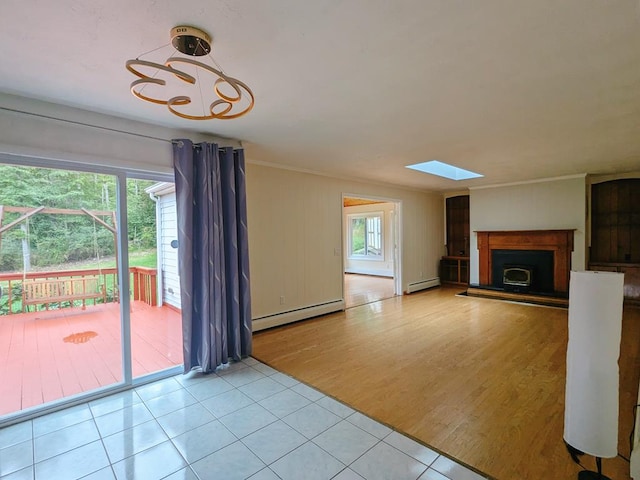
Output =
[{"x1": 564, "y1": 270, "x2": 624, "y2": 458}]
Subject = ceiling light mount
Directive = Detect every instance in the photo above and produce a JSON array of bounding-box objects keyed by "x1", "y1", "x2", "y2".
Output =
[
  {"x1": 125, "y1": 25, "x2": 254, "y2": 120},
  {"x1": 170, "y1": 26, "x2": 211, "y2": 56}
]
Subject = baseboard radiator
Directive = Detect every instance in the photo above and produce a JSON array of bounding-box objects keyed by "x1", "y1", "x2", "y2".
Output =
[
  {"x1": 252, "y1": 299, "x2": 345, "y2": 332},
  {"x1": 406, "y1": 277, "x2": 440, "y2": 294}
]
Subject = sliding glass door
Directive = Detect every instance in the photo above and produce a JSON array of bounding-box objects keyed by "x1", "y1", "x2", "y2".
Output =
[{"x1": 0, "y1": 161, "x2": 180, "y2": 422}]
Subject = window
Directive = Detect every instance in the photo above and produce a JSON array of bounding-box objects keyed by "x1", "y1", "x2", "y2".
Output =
[{"x1": 349, "y1": 213, "x2": 383, "y2": 259}]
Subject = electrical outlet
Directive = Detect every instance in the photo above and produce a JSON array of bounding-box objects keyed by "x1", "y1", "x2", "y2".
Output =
[{"x1": 280, "y1": 296, "x2": 285, "y2": 305}]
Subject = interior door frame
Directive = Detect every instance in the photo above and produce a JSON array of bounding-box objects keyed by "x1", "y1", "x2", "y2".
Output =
[{"x1": 341, "y1": 193, "x2": 403, "y2": 299}]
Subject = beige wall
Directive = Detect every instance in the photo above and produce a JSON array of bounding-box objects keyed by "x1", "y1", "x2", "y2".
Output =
[
  {"x1": 0, "y1": 94, "x2": 445, "y2": 322},
  {"x1": 246, "y1": 163, "x2": 444, "y2": 319},
  {"x1": 469, "y1": 175, "x2": 587, "y2": 284},
  {"x1": 1, "y1": 95, "x2": 594, "y2": 321}
]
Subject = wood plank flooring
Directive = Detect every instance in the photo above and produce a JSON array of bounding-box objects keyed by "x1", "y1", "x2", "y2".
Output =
[
  {"x1": 344, "y1": 273, "x2": 395, "y2": 308},
  {"x1": 252, "y1": 286, "x2": 640, "y2": 480}
]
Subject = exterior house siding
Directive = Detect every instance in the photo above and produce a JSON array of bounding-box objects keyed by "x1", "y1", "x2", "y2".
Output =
[{"x1": 158, "y1": 193, "x2": 181, "y2": 309}]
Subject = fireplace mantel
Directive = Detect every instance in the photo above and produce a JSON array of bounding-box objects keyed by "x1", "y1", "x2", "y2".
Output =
[{"x1": 476, "y1": 229, "x2": 575, "y2": 294}]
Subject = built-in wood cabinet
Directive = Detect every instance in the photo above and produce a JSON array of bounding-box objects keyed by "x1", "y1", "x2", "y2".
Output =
[
  {"x1": 440, "y1": 256, "x2": 470, "y2": 285},
  {"x1": 591, "y1": 179, "x2": 640, "y2": 263},
  {"x1": 590, "y1": 179, "x2": 640, "y2": 303},
  {"x1": 589, "y1": 263, "x2": 640, "y2": 304},
  {"x1": 443, "y1": 195, "x2": 470, "y2": 286},
  {"x1": 446, "y1": 195, "x2": 469, "y2": 256}
]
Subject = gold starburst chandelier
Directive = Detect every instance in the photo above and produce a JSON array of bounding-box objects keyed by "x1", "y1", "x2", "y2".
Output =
[{"x1": 126, "y1": 26, "x2": 254, "y2": 120}]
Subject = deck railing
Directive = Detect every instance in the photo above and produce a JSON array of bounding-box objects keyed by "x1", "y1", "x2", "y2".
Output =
[
  {"x1": 131, "y1": 267, "x2": 158, "y2": 307},
  {"x1": 0, "y1": 267, "x2": 158, "y2": 314}
]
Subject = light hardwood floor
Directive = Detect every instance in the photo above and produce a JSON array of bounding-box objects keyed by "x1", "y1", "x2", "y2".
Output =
[
  {"x1": 253, "y1": 286, "x2": 640, "y2": 480},
  {"x1": 344, "y1": 273, "x2": 395, "y2": 308}
]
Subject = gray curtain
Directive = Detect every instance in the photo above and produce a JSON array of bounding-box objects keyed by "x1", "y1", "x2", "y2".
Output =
[{"x1": 173, "y1": 139, "x2": 252, "y2": 373}]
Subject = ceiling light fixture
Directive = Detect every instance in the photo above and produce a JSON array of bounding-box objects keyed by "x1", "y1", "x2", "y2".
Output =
[{"x1": 125, "y1": 25, "x2": 254, "y2": 120}]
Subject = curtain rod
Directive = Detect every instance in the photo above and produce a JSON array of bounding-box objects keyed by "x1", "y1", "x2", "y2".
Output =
[
  {"x1": 172, "y1": 141, "x2": 242, "y2": 153},
  {"x1": 0, "y1": 106, "x2": 172, "y2": 144}
]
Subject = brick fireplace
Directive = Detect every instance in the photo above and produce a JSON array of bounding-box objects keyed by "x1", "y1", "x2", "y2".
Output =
[{"x1": 476, "y1": 229, "x2": 575, "y2": 295}]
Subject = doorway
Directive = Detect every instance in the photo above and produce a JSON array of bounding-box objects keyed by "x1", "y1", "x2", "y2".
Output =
[{"x1": 342, "y1": 195, "x2": 401, "y2": 308}]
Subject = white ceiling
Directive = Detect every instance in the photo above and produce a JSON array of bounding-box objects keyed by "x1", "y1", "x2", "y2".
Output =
[{"x1": 1, "y1": 0, "x2": 640, "y2": 191}]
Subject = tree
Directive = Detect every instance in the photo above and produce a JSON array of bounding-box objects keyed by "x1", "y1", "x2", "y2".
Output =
[{"x1": 0, "y1": 165, "x2": 157, "y2": 272}]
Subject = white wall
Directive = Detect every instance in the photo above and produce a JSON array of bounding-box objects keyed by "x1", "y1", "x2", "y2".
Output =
[
  {"x1": 246, "y1": 163, "x2": 444, "y2": 319},
  {"x1": 158, "y1": 193, "x2": 181, "y2": 309},
  {"x1": 344, "y1": 202, "x2": 395, "y2": 277},
  {"x1": 469, "y1": 175, "x2": 587, "y2": 284}
]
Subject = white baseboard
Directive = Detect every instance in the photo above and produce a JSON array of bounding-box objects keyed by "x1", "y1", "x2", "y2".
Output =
[
  {"x1": 406, "y1": 277, "x2": 440, "y2": 294},
  {"x1": 252, "y1": 299, "x2": 345, "y2": 332}
]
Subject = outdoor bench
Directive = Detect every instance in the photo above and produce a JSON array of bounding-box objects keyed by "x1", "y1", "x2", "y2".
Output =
[{"x1": 22, "y1": 277, "x2": 106, "y2": 312}]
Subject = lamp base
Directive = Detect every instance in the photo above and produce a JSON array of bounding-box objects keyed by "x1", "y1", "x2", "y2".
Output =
[{"x1": 578, "y1": 471, "x2": 611, "y2": 480}]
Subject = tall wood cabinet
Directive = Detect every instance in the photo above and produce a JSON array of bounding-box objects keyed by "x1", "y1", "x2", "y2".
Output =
[
  {"x1": 446, "y1": 195, "x2": 470, "y2": 257},
  {"x1": 590, "y1": 179, "x2": 640, "y2": 303},
  {"x1": 591, "y1": 179, "x2": 640, "y2": 263},
  {"x1": 442, "y1": 195, "x2": 470, "y2": 285}
]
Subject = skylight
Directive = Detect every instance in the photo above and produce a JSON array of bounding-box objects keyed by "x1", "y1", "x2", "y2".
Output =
[{"x1": 406, "y1": 160, "x2": 483, "y2": 181}]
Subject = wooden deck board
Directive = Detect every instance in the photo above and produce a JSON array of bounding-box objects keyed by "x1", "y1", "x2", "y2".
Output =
[
  {"x1": 253, "y1": 286, "x2": 640, "y2": 480},
  {"x1": 0, "y1": 301, "x2": 182, "y2": 416}
]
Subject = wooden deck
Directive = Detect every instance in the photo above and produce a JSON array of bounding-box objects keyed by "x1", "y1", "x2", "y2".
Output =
[
  {"x1": 253, "y1": 286, "x2": 640, "y2": 480},
  {"x1": 0, "y1": 302, "x2": 182, "y2": 416}
]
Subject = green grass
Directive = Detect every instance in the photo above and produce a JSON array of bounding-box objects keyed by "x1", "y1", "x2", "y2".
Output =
[
  {"x1": 85, "y1": 250, "x2": 158, "y2": 301},
  {"x1": 79, "y1": 249, "x2": 157, "y2": 270},
  {"x1": 129, "y1": 250, "x2": 157, "y2": 268}
]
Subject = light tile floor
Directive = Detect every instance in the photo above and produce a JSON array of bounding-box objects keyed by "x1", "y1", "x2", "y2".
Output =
[{"x1": 0, "y1": 358, "x2": 488, "y2": 480}]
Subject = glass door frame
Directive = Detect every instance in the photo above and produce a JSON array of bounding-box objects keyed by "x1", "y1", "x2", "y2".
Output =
[{"x1": 0, "y1": 153, "x2": 180, "y2": 427}]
